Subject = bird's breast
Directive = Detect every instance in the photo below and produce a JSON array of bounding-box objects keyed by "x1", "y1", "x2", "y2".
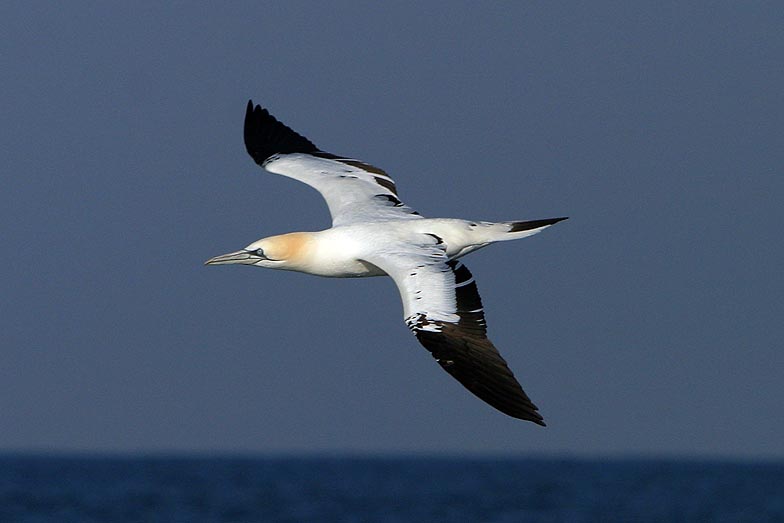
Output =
[{"x1": 290, "y1": 229, "x2": 387, "y2": 278}]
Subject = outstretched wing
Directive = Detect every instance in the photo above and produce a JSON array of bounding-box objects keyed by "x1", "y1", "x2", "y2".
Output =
[
  {"x1": 362, "y1": 237, "x2": 545, "y2": 425},
  {"x1": 243, "y1": 101, "x2": 423, "y2": 227}
]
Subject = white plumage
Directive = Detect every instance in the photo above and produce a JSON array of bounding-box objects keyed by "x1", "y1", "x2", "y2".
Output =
[{"x1": 206, "y1": 101, "x2": 567, "y2": 425}]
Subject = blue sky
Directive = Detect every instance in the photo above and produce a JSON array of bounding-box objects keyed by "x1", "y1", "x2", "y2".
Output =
[{"x1": 2, "y1": 2, "x2": 782, "y2": 457}]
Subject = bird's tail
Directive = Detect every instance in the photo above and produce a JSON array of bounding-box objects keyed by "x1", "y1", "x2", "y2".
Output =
[
  {"x1": 449, "y1": 216, "x2": 567, "y2": 259},
  {"x1": 497, "y1": 216, "x2": 569, "y2": 240}
]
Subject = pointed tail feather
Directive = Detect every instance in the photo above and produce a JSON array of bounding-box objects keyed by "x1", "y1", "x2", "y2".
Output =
[
  {"x1": 509, "y1": 216, "x2": 568, "y2": 232},
  {"x1": 498, "y1": 216, "x2": 568, "y2": 240}
]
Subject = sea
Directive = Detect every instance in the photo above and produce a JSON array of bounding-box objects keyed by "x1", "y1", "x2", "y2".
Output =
[{"x1": 1, "y1": 455, "x2": 781, "y2": 522}]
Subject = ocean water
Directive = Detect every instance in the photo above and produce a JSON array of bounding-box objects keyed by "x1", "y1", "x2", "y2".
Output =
[{"x1": 0, "y1": 455, "x2": 781, "y2": 522}]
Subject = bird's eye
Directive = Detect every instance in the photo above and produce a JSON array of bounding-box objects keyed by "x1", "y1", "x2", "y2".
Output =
[{"x1": 255, "y1": 248, "x2": 265, "y2": 257}]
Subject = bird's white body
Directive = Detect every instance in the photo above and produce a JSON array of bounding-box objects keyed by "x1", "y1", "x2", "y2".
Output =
[
  {"x1": 205, "y1": 101, "x2": 567, "y2": 424},
  {"x1": 252, "y1": 218, "x2": 544, "y2": 278}
]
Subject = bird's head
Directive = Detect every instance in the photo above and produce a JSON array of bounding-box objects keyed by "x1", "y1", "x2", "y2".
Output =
[{"x1": 204, "y1": 232, "x2": 312, "y2": 270}]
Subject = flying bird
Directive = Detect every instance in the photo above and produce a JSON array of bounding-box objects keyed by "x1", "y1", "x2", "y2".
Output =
[{"x1": 206, "y1": 100, "x2": 567, "y2": 425}]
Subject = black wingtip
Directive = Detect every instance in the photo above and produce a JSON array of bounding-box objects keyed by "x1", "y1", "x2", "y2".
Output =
[
  {"x1": 413, "y1": 325, "x2": 548, "y2": 426},
  {"x1": 243, "y1": 100, "x2": 319, "y2": 166}
]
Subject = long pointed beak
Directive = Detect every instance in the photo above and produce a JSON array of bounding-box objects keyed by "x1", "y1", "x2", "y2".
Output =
[{"x1": 204, "y1": 250, "x2": 259, "y2": 266}]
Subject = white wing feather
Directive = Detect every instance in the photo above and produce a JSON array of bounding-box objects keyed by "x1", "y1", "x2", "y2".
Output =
[{"x1": 264, "y1": 153, "x2": 423, "y2": 227}]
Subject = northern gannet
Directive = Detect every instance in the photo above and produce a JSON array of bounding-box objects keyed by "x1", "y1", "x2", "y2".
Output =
[{"x1": 206, "y1": 101, "x2": 567, "y2": 425}]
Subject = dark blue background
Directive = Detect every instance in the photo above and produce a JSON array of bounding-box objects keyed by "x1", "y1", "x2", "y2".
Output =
[{"x1": 2, "y1": 2, "x2": 782, "y2": 457}]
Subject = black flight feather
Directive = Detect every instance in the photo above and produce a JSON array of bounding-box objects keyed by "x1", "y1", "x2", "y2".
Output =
[{"x1": 244, "y1": 100, "x2": 319, "y2": 165}]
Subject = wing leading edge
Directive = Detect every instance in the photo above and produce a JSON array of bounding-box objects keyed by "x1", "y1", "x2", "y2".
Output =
[{"x1": 243, "y1": 100, "x2": 422, "y2": 226}]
